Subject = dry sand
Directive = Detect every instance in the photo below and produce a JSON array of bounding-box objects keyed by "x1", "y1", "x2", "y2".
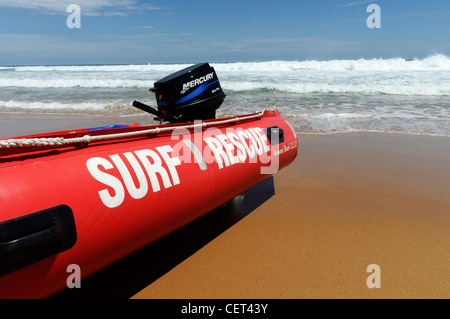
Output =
[{"x1": 132, "y1": 132, "x2": 450, "y2": 299}]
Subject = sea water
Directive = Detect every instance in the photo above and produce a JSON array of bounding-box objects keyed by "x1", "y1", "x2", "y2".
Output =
[{"x1": 1, "y1": 54, "x2": 449, "y2": 136}]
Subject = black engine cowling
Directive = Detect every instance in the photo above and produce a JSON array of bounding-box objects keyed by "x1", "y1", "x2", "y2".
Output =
[{"x1": 146, "y1": 63, "x2": 226, "y2": 123}]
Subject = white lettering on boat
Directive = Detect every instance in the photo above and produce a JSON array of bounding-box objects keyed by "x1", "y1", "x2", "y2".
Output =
[
  {"x1": 86, "y1": 127, "x2": 277, "y2": 208},
  {"x1": 203, "y1": 127, "x2": 270, "y2": 169},
  {"x1": 86, "y1": 145, "x2": 181, "y2": 208}
]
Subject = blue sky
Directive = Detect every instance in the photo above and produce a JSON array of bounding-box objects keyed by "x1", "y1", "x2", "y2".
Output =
[{"x1": 0, "y1": 0, "x2": 449, "y2": 65}]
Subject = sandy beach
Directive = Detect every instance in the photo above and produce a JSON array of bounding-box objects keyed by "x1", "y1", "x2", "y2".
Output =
[
  {"x1": 0, "y1": 112, "x2": 154, "y2": 139},
  {"x1": 131, "y1": 131, "x2": 450, "y2": 299},
  {"x1": 2, "y1": 115, "x2": 449, "y2": 299}
]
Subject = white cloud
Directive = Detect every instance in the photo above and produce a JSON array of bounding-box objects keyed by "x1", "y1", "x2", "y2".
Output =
[{"x1": 0, "y1": 0, "x2": 164, "y2": 16}]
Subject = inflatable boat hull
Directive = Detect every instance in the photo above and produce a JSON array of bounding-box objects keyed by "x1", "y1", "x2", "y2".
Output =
[{"x1": 0, "y1": 110, "x2": 298, "y2": 298}]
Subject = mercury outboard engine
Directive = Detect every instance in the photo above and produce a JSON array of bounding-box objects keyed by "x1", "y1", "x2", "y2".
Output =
[{"x1": 133, "y1": 63, "x2": 226, "y2": 123}]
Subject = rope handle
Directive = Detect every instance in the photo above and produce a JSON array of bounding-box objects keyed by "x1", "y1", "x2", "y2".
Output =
[{"x1": 0, "y1": 109, "x2": 266, "y2": 150}]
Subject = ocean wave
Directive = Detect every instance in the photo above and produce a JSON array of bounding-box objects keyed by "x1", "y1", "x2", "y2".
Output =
[
  {"x1": 12, "y1": 63, "x2": 193, "y2": 73},
  {"x1": 2, "y1": 54, "x2": 450, "y2": 73},
  {"x1": 0, "y1": 78, "x2": 155, "y2": 88},
  {"x1": 221, "y1": 81, "x2": 450, "y2": 96},
  {"x1": 0, "y1": 67, "x2": 15, "y2": 72},
  {"x1": 1, "y1": 95, "x2": 449, "y2": 136},
  {"x1": 214, "y1": 54, "x2": 450, "y2": 72},
  {"x1": 0, "y1": 99, "x2": 141, "y2": 113},
  {"x1": 1, "y1": 54, "x2": 448, "y2": 96},
  {"x1": 2, "y1": 78, "x2": 448, "y2": 96},
  {"x1": 1, "y1": 55, "x2": 449, "y2": 136}
]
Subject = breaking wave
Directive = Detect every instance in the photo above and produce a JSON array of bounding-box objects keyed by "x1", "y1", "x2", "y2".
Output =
[{"x1": 1, "y1": 54, "x2": 450, "y2": 135}]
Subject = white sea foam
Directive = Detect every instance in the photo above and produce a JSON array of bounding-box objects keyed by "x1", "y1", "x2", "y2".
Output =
[
  {"x1": 12, "y1": 63, "x2": 194, "y2": 73},
  {"x1": 214, "y1": 54, "x2": 450, "y2": 72},
  {"x1": 0, "y1": 78, "x2": 155, "y2": 88},
  {"x1": 1, "y1": 55, "x2": 449, "y2": 135},
  {"x1": 221, "y1": 80, "x2": 450, "y2": 96},
  {"x1": 4, "y1": 54, "x2": 450, "y2": 73},
  {"x1": 1, "y1": 77, "x2": 449, "y2": 96},
  {"x1": 2, "y1": 55, "x2": 449, "y2": 96},
  {"x1": 0, "y1": 99, "x2": 133, "y2": 111}
]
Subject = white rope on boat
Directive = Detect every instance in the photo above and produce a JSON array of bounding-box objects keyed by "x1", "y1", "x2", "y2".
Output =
[{"x1": 0, "y1": 109, "x2": 266, "y2": 150}]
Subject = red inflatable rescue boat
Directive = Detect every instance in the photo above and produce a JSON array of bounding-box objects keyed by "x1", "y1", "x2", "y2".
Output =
[{"x1": 0, "y1": 63, "x2": 298, "y2": 298}]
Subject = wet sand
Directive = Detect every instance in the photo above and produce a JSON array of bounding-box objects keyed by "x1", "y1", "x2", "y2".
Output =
[
  {"x1": 2, "y1": 114, "x2": 449, "y2": 299},
  {"x1": 0, "y1": 112, "x2": 152, "y2": 139},
  {"x1": 132, "y1": 132, "x2": 450, "y2": 299}
]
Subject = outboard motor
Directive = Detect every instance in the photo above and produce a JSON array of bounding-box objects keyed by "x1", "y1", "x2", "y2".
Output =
[{"x1": 133, "y1": 63, "x2": 226, "y2": 123}]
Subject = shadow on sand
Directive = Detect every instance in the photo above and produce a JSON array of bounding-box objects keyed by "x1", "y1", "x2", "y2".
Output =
[{"x1": 52, "y1": 176, "x2": 275, "y2": 299}]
